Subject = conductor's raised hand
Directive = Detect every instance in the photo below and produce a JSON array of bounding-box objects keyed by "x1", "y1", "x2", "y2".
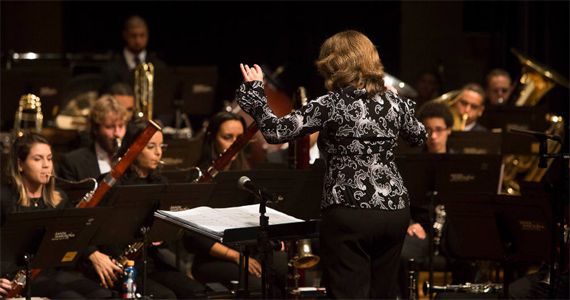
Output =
[{"x1": 240, "y1": 63, "x2": 264, "y2": 82}]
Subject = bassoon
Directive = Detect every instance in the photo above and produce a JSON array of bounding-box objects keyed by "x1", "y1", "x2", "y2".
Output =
[{"x1": 6, "y1": 120, "x2": 161, "y2": 298}]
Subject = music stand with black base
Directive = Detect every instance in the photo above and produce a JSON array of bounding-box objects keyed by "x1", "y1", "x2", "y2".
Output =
[
  {"x1": 509, "y1": 128, "x2": 569, "y2": 298},
  {"x1": 1, "y1": 207, "x2": 105, "y2": 300},
  {"x1": 397, "y1": 153, "x2": 504, "y2": 300}
]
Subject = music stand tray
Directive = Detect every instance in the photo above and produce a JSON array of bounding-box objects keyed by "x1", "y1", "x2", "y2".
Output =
[{"x1": 1, "y1": 207, "x2": 106, "y2": 269}]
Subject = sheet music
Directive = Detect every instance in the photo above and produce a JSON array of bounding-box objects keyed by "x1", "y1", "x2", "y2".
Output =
[{"x1": 155, "y1": 204, "x2": 304, "y2": 236}]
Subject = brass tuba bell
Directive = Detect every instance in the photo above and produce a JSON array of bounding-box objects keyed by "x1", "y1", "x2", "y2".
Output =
[
  {"x1": 134, "y1": 62, "x2": 154, "y2": 120},
  {"x1": 510, "y1": 48, "x2": 570, "y2": 106},
  {"x1": 430, "y1": 90, "x2": 469, "y2": 131},
  {"x1": 13, "y1": 94, "x2": 43, "y2": 137},
  {"x1": 291, "y1": 239, "x2": 320, "y2": 269}
]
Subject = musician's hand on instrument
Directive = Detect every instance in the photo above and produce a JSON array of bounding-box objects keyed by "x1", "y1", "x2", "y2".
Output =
[
  {"x1": 247, "y1": 257, "x2": 262, "y2": 278},
  {"x1": 407, "y1": 223, "x2": 426, "y2": 239},
  {"x1": 0, "y1": 278, "x2": 12, "y2": 296},
  {"x1": 151, "y1": 241, "x2": 164, "y2": 246},
  {"x1": 240, "y1": 63, "x2": 264, "y2": 82},
  {"x1": 88, "y1": 250, "x2": 123, "y2": 288}
]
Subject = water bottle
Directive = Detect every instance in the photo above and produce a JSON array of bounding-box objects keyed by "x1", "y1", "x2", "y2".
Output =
[{"x1": 122, "y1": 260, "x2": 137, "y2": 299}]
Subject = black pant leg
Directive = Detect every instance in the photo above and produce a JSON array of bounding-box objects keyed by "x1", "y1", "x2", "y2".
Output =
[
  {"x1": 320, "y1": 206, "x2": 409, "y2": 299},
  {"x1": 148, "y1": 270, "x2": 206, "y2": 298}
]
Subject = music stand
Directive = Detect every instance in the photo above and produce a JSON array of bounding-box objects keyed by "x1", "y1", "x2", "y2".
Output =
[
  {"x1": 211, "y1": 169, "x2": 324, "y2": 220},
  {"x1": 90, "y1": 184, "x2": 164, "y2": 298},
  {"x1": 447, "y1": 132, "x2": 502, "y2": 155},
  {"x1": 479, "y1": 105, "x2": 548, "y2": 133},
  {"x1": 442, "y1": 194, "x2": 552, "y2": 297},
  {"x1": 1, "y1": 207, "x2": 105, "y2": 298}
]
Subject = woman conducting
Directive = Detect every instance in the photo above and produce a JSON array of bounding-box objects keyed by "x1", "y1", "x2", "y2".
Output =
[{"x1": 236, "y1": 30, "x2": 427, "y2": 298}]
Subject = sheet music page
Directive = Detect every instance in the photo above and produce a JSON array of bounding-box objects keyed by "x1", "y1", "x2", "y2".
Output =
[{"x1": 156, "y1": 204, "x2": 304, "y2": 235}]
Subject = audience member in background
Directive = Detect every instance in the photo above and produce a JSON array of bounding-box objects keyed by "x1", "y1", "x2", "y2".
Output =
[
  {"x1": 485, "y1": 68, "x2": 514, "y2": 106},
  {"x1": 58, "y1": 95, "x2": 127, "y2": 184},
  {"x1": 450, "y1": 83, "x2": 487, "y2": 132},
  {"x1": 1, "y1": 133, "x2": 111, "y2": 299}
]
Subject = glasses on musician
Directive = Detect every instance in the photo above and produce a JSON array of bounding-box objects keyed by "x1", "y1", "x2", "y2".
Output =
[
  {"x1": 146, "y1": 143, "x2": 168, "y2": 151},
  {"x1": 426, "y1": 127, "x2": 448, "y2": 135}
]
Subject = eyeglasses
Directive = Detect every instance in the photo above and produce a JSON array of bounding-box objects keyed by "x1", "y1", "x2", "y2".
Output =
[
  {"x1": 458, "y1": 99, "x2": 482, "y2": 110},
  {"x1": 146, "y1": 143, "x2": 168, "y2": 151},
  {"x1": 426, "y1": 126, "x2": 448, "y2": 135}
]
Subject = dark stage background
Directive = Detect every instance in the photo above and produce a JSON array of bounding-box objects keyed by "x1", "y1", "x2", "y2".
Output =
[{"x1": 1, "y1": 1, "x2": 569, "y2": 137}]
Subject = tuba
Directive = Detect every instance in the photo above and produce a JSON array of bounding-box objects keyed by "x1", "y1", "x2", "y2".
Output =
[
  {"x1": 134, "y1": 62, "x2": 154, "y2": 120},
  {"x1": 500, "y1": 49, "x2": 568, "y2": 195},
  {"x1": 430, "y1": 90, "x2": 469, "y2": 131},
  {"x1": 510, "y1": 48, "x2": 570, "y2": 107},
  {"x1": 13, "y1": 94, "x2": 43, "y2": 137}
]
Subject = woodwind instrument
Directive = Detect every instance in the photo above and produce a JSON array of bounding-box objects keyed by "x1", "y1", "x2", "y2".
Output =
[
  {"x1": 6, "y1": 121, "x2": 161, "y2": 297},
  {"x1": 288, "y1": 86, "x2": 311, "y2": 170},
  {"x1": 198, "y1": 122, "x2": 259, "y2": 182},
  {"x1": 77, "y1": 120, "x2": 161, "y2": 208}
]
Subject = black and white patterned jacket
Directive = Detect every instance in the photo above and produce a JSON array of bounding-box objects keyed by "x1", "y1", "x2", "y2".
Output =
[{"x1": 237, "y1": 81, "x2": 426, "y2": 211}]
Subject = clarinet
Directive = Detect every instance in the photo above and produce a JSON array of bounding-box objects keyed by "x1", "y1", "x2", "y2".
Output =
[
  {"x1": 6, "y1": 121, "x2": 161, "y2": 297},
  {"x1": 433, "y1": 204, "x2": 446, "y2": 256}
]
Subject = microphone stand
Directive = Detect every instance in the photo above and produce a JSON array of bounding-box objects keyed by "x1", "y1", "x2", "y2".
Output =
[
  {"x1": 510, "y1": 128, "x2": 569, "y2": 298},
  {"x1": 256, "y1": 188, "x2": 274, "y2": 299}
]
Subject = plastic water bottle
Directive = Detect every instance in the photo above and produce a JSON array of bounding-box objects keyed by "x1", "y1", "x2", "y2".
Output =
[{"x1": 121, "y1": 260, "x2": 137, "y2": 299}]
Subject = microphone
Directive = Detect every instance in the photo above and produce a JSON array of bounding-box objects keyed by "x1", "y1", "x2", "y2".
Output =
[
  {"x1": 509, "y1": 128, "x2": 562, "y2": 143},
  {"x1": 238, "y1": 176, "x2": 284, "y2": 203}
]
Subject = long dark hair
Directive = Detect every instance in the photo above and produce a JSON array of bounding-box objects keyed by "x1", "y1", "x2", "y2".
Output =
[
  {"x1": 197, "y1": 111, "x2": 250, "y2": 171},
  {"x1": 114, "y1": 119, "x2": 164, "y2": 182}
]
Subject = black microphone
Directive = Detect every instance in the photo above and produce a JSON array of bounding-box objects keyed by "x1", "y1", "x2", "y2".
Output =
[
  {"x1": 238, "y1": 176, "x2": 284, "y2": 203},
  {"x1": 509, "y1": 128, "x2": 562, "y2": 143}
]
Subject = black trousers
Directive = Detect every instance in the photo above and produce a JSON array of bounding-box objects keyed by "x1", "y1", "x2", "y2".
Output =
[{"x1": 320, "y1": 206, "x2": 409, "y2": 299}]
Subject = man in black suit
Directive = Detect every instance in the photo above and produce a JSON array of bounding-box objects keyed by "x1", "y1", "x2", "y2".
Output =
[
  {"x1": 101, "y1": 15, "x2": 173, "y2": 121},
  {"x1": 58, "y1": 95, "x2": 127, "y2": 182}
]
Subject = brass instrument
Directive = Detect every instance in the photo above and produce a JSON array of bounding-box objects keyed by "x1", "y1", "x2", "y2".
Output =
[
  {"x1": 134, "y1": 62, "x2": 154, "y2": 120},
  {"x1": 291, "y1": 239, "x2": 320, "y2": 269},
  {"x1": 13, "y1": 94, "x2": 43, "y2": 137},
  {"x1": 500, "y1": 49, "x2": 568, "y2": 195},
  {"x1": 510, "y1": 48, "x2": 570, "y2": 107},
  {"x1": 430, "y1": 90, "x2": 468, "y2": 131}
]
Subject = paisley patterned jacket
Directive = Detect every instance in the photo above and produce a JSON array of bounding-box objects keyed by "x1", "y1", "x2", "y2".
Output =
[{"x1": 237, "y1": 81, "x2": 426, "y2": 211}]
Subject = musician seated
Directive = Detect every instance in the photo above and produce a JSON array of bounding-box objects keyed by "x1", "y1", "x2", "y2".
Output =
[
  {"x1": 184, "y1": 111, "x2": 287, "y2": 295},
  {"x1": 78, "y1": 121, "x2": 206, "y2": 298},
  {"x1": 450, "y1": 83, "x2": 488, "y2": 132},
  {"x1": 485, "y1": 68, "x2": 513, "y2": 106},
  {"x1": 395, "y1": 101, "x2": 454, "y2": 298},
  {"x1": 1, "y1": 132, "x2": 111, "y2": 299},
  {"x1": 58, "y1": 95, "x2": 127, "y2": 185}
]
